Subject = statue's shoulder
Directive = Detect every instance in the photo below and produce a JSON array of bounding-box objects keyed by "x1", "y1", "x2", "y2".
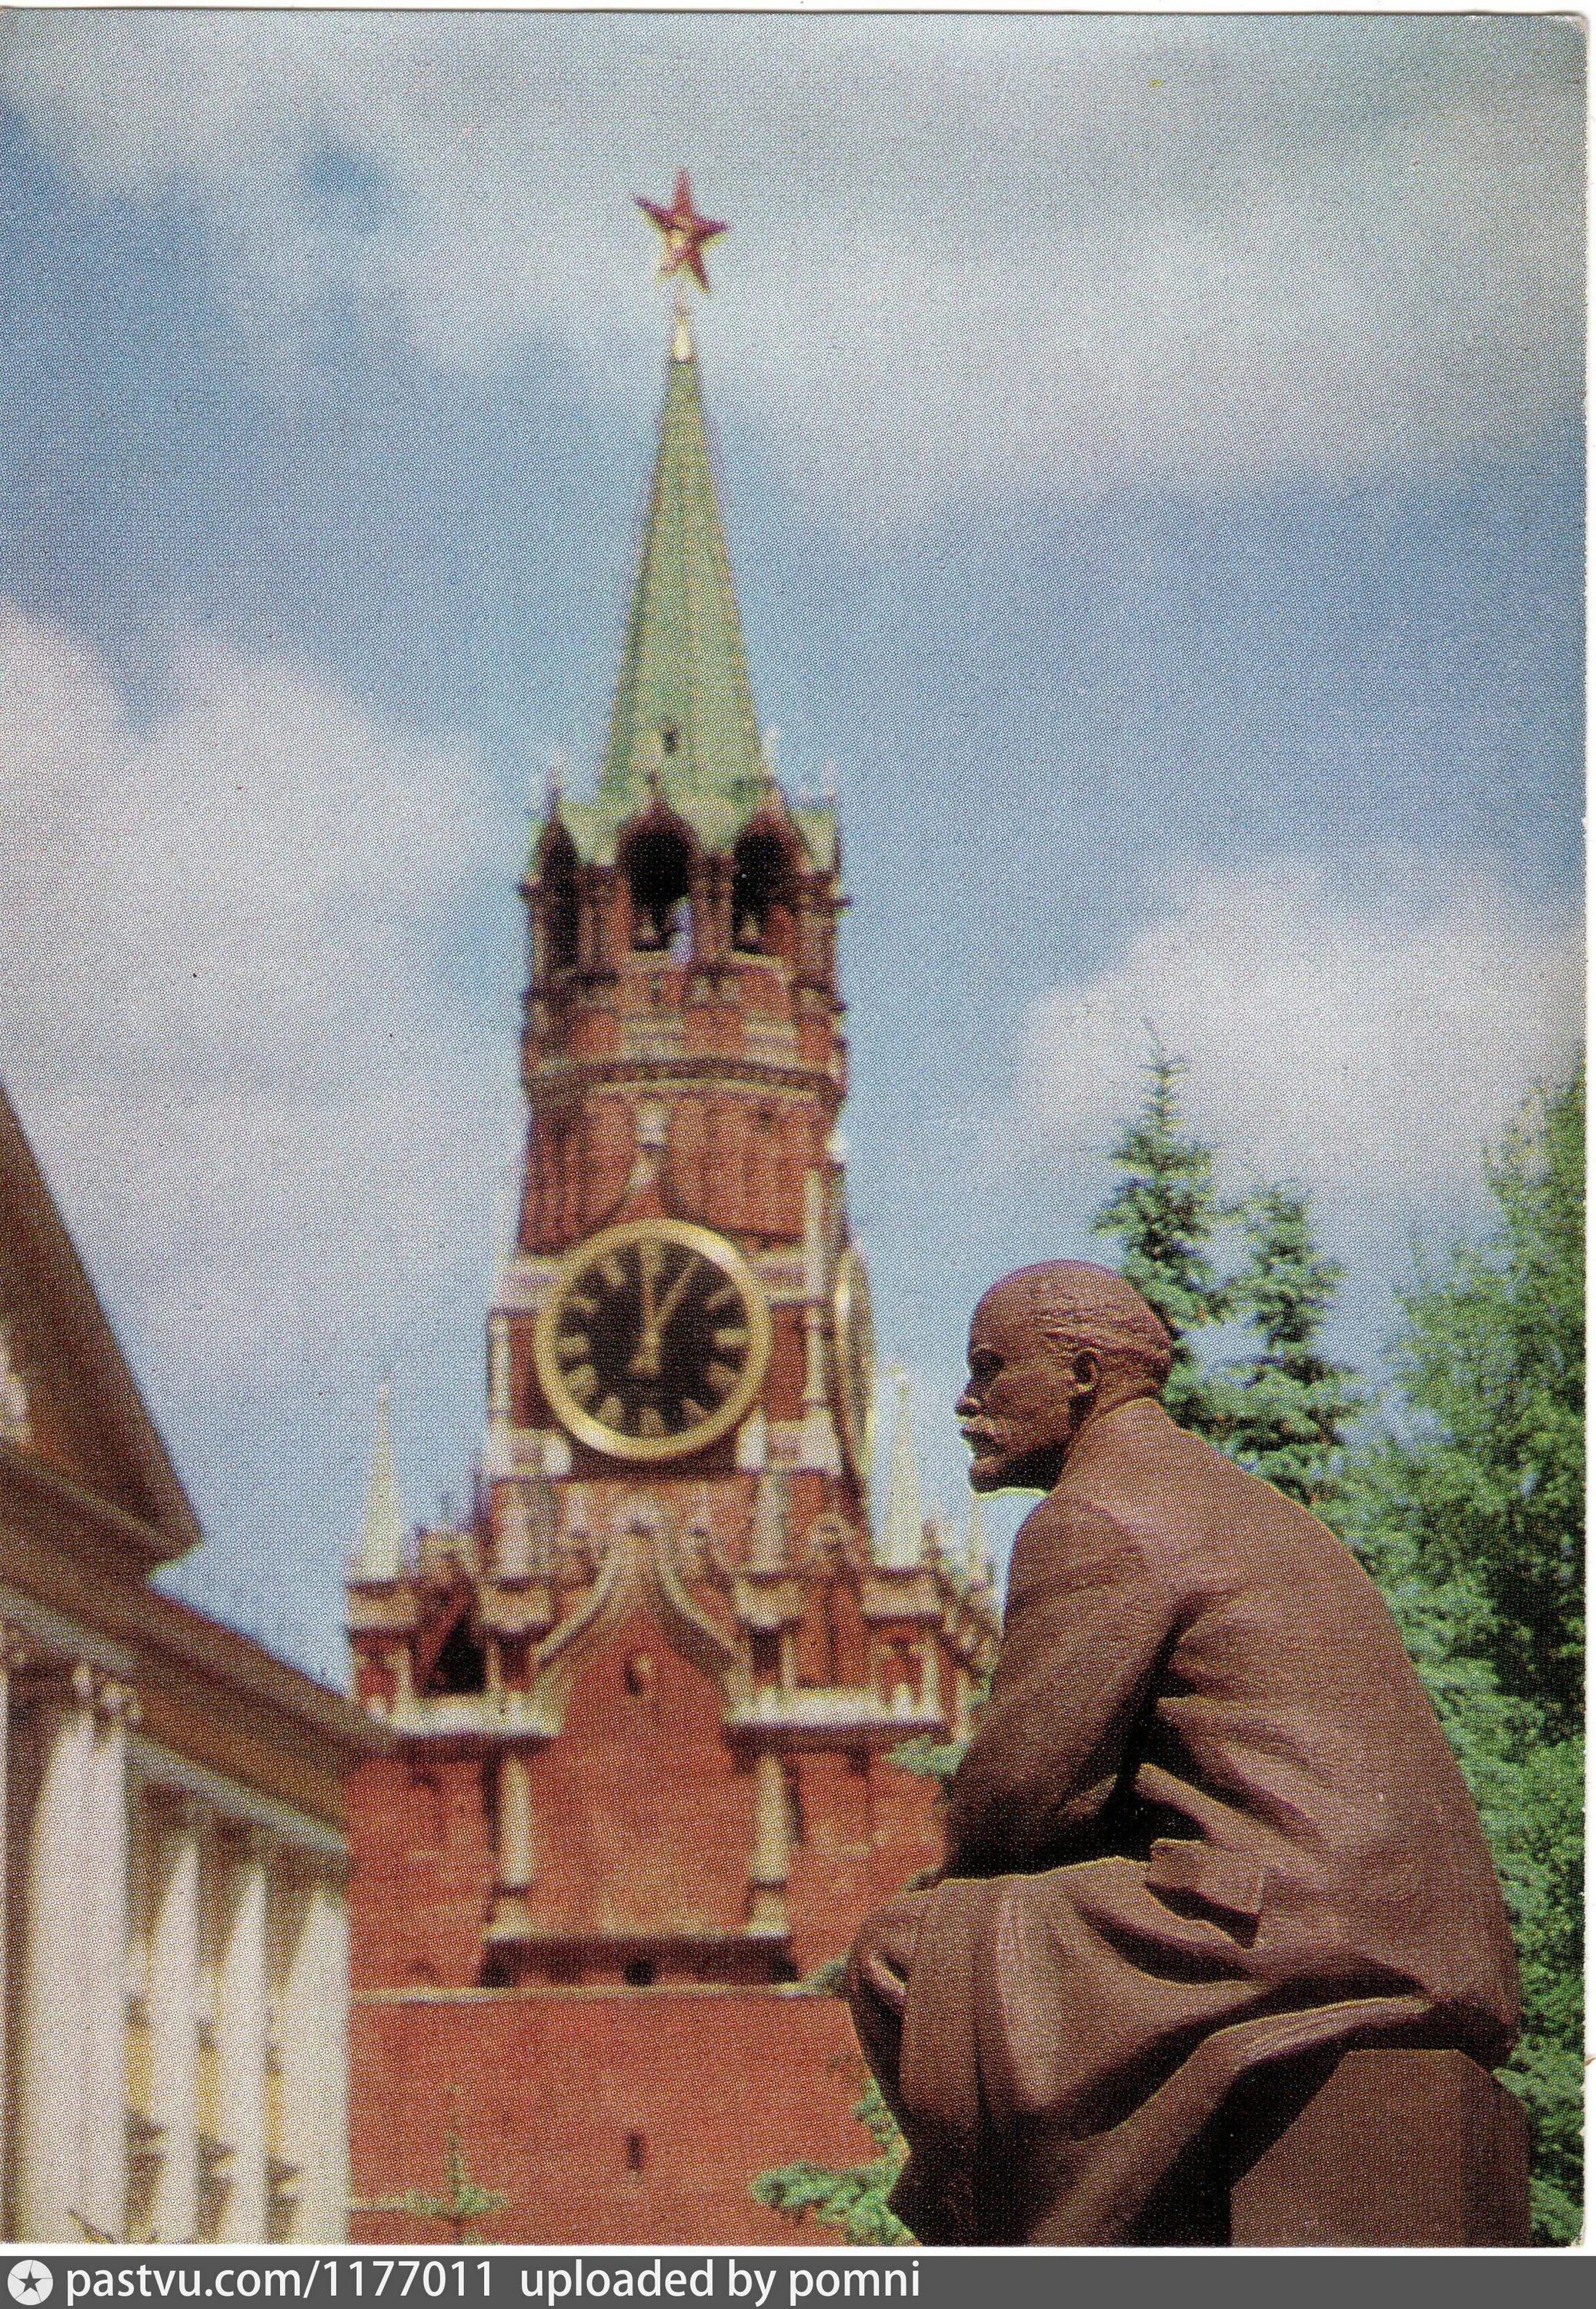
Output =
[
  {"x1": 1008, "y1": 1485, "x2": 1151, "y2": 1602},
  {"x1": 1074, "y1": 1396, "x2": 1353, "y2": 1587},
  {"x1": 1047, "y1": 1396, "x2": 1224, "y2": 1575}
]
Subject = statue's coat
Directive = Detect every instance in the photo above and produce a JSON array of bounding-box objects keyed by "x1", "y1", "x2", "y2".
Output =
[{"x1": 860, "y1": 1395, "x2": 1518, "y2": 2245}]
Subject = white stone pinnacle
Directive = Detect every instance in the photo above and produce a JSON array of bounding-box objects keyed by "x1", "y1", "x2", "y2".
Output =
[
  {"x1": 875, "y1": 1368, "x2": 925, "y2": 1569},
  {"x1": 356, "y1": 1383, "x2": 406, "y2": 1582}
]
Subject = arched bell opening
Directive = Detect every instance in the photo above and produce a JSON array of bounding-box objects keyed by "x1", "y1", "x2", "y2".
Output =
[
  {"x1": 622, "y1": 825, "x2": 695, "y2": 957},
  {"x1": 539, "y1": 834, "x2": 580, "y2": 975},
  {"x1": 730, "y1": 828, "x2": 799, "y2": 961},
  {"x1": 419, "y1": 1599, "x2": 487, "y2": 1696}
]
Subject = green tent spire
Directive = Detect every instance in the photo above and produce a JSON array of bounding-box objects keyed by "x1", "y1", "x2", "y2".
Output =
[
  {"x1": 599, "y1": 319, "x2": 769, "y2": 820},
  {"x1": 533, "y1": 303, "x2": 837, "y2": 877}
]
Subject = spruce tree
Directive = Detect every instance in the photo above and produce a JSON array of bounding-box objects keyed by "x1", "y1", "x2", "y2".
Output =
[
  {"x1": 1090, "y1": 1043, "x2": 1230, "y2": 1435},
  {"x1": 1216, "y1": 1183, "x2": 1365, "y2": 1508}
]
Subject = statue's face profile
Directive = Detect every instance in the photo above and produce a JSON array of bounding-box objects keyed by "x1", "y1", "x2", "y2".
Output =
[{"x1": 957, "y1": 1281, "x2": 1090, "y2": 1495}]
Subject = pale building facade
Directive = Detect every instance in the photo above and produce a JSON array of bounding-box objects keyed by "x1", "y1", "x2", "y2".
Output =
[{"x1": 0, "y1": 1083, "x2": 379, "y2": 2242}]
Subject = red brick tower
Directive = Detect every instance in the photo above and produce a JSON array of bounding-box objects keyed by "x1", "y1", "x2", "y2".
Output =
[{"x1": 346, "y1": 239, "x2": 997, "y2": 2243}]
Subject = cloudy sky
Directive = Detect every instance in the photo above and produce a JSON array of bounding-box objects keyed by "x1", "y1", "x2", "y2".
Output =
[{"x1": 0, "y1": 12, "x2": 1582, "y2": 1675}]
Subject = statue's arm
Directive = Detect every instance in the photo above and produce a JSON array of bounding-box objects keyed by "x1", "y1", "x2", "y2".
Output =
[{"x1": 943, "y1": 1502, "x2": 1173, "y2": 1874}]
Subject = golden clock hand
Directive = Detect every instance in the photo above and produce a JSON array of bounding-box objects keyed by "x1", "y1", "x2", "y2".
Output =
[
  {"x1": 629, "y1": 1249, "x2": 699, "y2": 1379},
  {"x1": 652, "y1": 1254, "x2": 697, "y2": 1335},
  {"x1": 629, "y1": 1244, "x2": 663, "y2": 1378}
]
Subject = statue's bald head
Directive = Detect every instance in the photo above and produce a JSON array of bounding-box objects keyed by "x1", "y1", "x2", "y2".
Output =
[
  {"x1": 977, "y1": 1262, "x2": 1172, "y2": 1396},
  {"x1": 959, "y1": 1263, "x2": 1170, "y2": 1492}
]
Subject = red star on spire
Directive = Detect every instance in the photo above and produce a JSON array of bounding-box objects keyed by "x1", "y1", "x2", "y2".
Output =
[{"x1": 635, "y1": 169, "x2": 728, "y2": 293}]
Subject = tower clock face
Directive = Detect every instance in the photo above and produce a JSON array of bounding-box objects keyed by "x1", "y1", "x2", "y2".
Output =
[
  {"x1": 534, "y1": 1218, "x2": 772, "y2": 1462},
  {"x1": 832, "y1": 1242, "x2": 876, "y2": 1485}
]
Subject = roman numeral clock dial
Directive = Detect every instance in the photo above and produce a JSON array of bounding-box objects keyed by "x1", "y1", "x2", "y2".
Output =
[{"x1": 533, "y1": 1219, "x2": 772, "y2": 1462}]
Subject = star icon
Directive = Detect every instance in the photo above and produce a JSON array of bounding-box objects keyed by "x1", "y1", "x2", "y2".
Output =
[
  {"x1": 635, "y1": 169, "x2": 728, "y2": 293},
  {"x1": 8, "y1": 2263, "x2": 52, "y2": 2305}
]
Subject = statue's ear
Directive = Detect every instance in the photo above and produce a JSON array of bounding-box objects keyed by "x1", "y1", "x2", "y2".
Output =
[{"x1": 1068, "y1": 1348, "x2": 1100, "y2": 1396}]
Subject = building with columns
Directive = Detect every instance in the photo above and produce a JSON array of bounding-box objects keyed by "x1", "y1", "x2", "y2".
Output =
[
  {"x1": 345, "y1": 219, "x2": 998, "y2": 2244},
  {"x1": 0, "y1": 1081, "x2": 381, "y2": 2243}
]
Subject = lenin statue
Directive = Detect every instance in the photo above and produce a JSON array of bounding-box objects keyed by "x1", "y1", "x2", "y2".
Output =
[{"x1": 846, "y1": 1262, "x2": 1519, "y2": 2246}]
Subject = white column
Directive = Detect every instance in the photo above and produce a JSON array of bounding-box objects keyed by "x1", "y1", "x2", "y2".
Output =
[
  {"x1": 746, "y1": 1749, "x2": 790, "y2": 1935},
  {"x1": 496, "y1": 1482, "x2": 533, "y2": 1582},
  {"x1": 801, "y1": 1168, "x2": 828, "y2": 1409},
  {"x1": 799, "y1": 1171, "x2": 841, "y2": 1473},
  {"x1": 487, "y1": 1315, "x2": 513, "y2": 1424},
  {"x1": 78, "y1": 1677, "x2": 135, "y2": 2242},
  {"x1": 749, "y1": 1469, "x2": 790, "y2": 1572},
  {"x1": 217, "y1": 1826, "x2": 269, "y2": 2240},
  {"x1": 0, "y1": 1626, "x2": 28, "y2": 2216},
  {"x1": 487, "y1": 1749, "x2": 533, "y2": 1941},
  {"x1": 279, "y1": 1862, "x2": 349, "y2": 2240},
  {"x1": 13, "y1": 1663, "x2": 95, "y2": 2240},
  {"x1": 149, "y1": 1792, "x2": 202, "y2": 2242},
  {"x1": 318, "y1": 1872, "x2": 349, "y2": 2243},
  {"x1": 499, "y1": 1750, "x2": 533, "y2": 1890}
]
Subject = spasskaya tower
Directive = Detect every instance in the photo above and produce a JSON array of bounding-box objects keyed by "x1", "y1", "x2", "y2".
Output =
[{"x1": 345, "y1": 179, "x2": 995, "y2": 2244}]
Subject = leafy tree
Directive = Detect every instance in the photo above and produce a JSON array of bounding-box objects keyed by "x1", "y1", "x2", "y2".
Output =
[
  {"x1": 1347, "y1": 1483, "x2": 1584, "y2": 2244},
  {"x1": 1366, "y1": 1066, "x2": 1584, "y2": 1732},
  {"x1": 1502, "y1": 1734, "x2": 1584, "y2": 2242},
  {"x1": 1214, "y1": 1183, "x2": 1365, "y2": 1507},
  {"x1": 752, "y1": 2077, "x2": 910, "y2": 2245},
  {"x1": 1090, "y1": 1043, "x2": 1232, "y2": 1435},
  {"x1": 1343, "y1": 1064, "x2": 1584, "y2": 2243}
]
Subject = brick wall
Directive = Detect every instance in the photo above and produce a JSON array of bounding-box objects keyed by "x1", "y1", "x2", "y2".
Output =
[{"x1": 350, "y1": 1987, "x2": 880, "y2": 2245}]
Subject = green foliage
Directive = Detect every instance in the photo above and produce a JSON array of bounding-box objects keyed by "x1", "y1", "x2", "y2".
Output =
[
  {"x1": 803, "y1": 1955, "x2": 850, "y2": 1995},
  {"x1": 886, "y1": 1732, "x2": 967, "y2": 1790},
  {"x1": 396, "y1": 2120, "x2": 509, "y2": 2244},
  {"x1": 1499, "y1": 1736, "x2": 1584, "y2": 2243},
  {"x1": 752, "y1": 2079, "x2": 912, "y2": 2245},
  {"x1": 888, "y1": 1679, "x2": 993, "y2": 1801},
  {"x1": 1344, "y1": 1065, "x2": 1585, "y2": 2244},
  {"x1": 1370, "y1": 1066, "x2": 1584, "y2": 1732},
  {"x1": 1091, "y1": 1049, "x2": 1365, "y2": 1493},
  {"x1": 1351, "y1": 1492, "x2": 1584, "y2": 2243},
  {"x1": 1214, "y1": 1184, "x2": 1366, "y2": 1507},
  {"x1": 1090, "y1": 1043, "x2": 1233, "y2": 1435}
]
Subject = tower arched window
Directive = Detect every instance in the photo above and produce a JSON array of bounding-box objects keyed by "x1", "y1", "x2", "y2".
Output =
[
  {"x1": 626, "y1": 828, "x2": 693, "y2": 955},
  {"x1": 543, "y1": 843, "x2": 579, "y2": 974},
  {"x1": 731, "y1": 830, "x2": 796, "y2": 957},
  {"x1": 420, "y1": 1600, "x2": 487, "y2": 1696}
]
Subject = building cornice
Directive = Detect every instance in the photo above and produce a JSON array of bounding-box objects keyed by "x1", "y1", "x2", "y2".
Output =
[
  {"x1": 0, "y1": 1081, "x2": 202, "y2": 1560},
  {"x1": 523, "y1": 1054, "x2": 844, "y2": 1104},
  {"x1": 0, "y1": 1439, "x2": 177, "y2": 1580},
  {"x1": 1, "y1": 1455, "x2": 389, "y2": 1829}
]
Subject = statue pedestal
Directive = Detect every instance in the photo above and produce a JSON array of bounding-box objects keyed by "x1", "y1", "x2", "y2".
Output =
[{"x1": 1227, "y1": 2047, "x2": 1531, "y2": 2245}]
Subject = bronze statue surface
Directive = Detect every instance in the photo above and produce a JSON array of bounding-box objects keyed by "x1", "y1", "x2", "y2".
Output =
[{"x1": 847, "y1": 1262, "x2": 1519, "y2": 2246}]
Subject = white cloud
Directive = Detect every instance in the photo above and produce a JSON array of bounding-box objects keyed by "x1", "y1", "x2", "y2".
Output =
[
  {"x1": 0, "y1": 600, "x2": 519, "y2": 1395},
  {"x1": 0, "y1": 15, "x2": 1581, "y2": 515},
  {"x1": 1010, "y1": 854, "x2": 1583, "y2": 1222}
]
